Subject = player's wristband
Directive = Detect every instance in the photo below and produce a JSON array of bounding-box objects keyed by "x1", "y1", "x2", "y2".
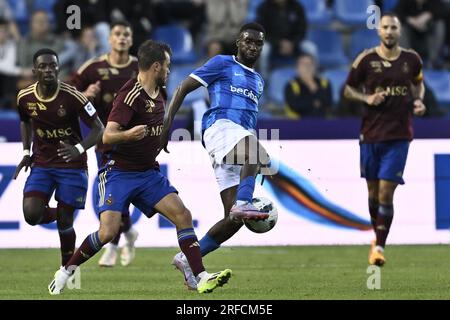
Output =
[
  {"x1": 75, "y1": 143, "x2": 85, "y2": 154},
  {"x1": 23, "y1": 149, "x2": 30, "y2": 157}
]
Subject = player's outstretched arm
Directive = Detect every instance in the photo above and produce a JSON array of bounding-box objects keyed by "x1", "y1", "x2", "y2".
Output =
[
  {"x1": 103, "y1": 121, "x2": 148, "y2": 145},
  {"x1": 160, "y1": 77, "x2": 202, "y2": 154},
  {"x1": 57, "y1": 116, "x2": 104, "y2": 162},
  {"x1": 14, "y1": 121, "x2": 32, "y2": 179}
]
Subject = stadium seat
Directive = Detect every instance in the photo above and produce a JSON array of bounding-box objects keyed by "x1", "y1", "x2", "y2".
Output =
[
  {"x1": 7, "y1": 0, "x2": 30, "y2": 35},
  {"x1": 423, "y1": 70, "x2": 450, "y2": 107},
  {"x1": 348, "y1": 28, "x2": 379, "y2": 60},
  {"x1": 322, "y1": 69, "x2": 348, "y2": 106},
  {"x1": 307, "y1": 29, "x2": 349, "y2": 69},
  {"x1": 33, "y1": 0, "x2": 57, "y2": 24},
  {"x1": 333, "y1": 0, "x2": 375, "y2": 26},
  {"x1": 267, "y1": 67, "x2": 297, "y2": 105},
  {"x1": 167, "y1": 65, "x2": 207, "y2": 106},
  {"x1": 246, "y1": 0, "x2": 264, "y2": 22},
  {"x1": 382, "y1": 0, "x2": 399, "y2": 12},
  {"x1": 298, "y1": 0, "x2": 332, "y2": 25},
  {"x1": 152, "y1": 25, "x2": 198, "y2": 65}
]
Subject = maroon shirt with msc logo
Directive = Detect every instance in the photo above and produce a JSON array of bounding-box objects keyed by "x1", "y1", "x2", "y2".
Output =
[
  {"x1": 346, "y1": 47, "x2": 423, "y2": 143},
  {"x1": 16, "y1": 81, "x2": 98, "y2": 169},
  {"x1": 105, "y1": 78, "x2": 166, "y2": 172}
]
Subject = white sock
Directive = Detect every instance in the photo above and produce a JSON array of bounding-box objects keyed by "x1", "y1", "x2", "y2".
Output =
[{"x1": 375, "y1": 245, "x2": 384, "y2": 253}]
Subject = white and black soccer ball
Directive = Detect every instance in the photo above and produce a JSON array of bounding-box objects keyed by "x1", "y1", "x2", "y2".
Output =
[{"x1": 244, "y1": 197, "x2": 278, "y2": 233}]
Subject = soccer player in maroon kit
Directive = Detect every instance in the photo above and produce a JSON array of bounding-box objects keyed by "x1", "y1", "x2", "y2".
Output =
[
  {"x1": 14, "y1": 48, "x2": 103, "y2": 267},
  {"x1": 344, "y1": 14, "x2": 426, "y2": 266},
  {"x1": 48, "y1": 40, "x2": 232, "y2": 295},
  {"x1": 71, "y1": 21, "x2": 139, "y2": 267}
]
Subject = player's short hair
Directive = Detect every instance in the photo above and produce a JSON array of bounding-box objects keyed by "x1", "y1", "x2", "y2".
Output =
[
  {"x1": 33, "y1": 48, "x2": 59, "y2": 65},
  {"x1": 110, "y1": 20, "x2": 133, "y2": 33},
  {"x1": 239, "y1": 22, "x2": 266, "y2": 35},
  {"x1": 0, "y1": 18, "x2": 8, "y2": 27},
  {"x1": 381, "y1": 12, "x2": 400, "y2": 21},
  {"x1": 137, "y1": 40, "x2": 172, "y2": 71}
]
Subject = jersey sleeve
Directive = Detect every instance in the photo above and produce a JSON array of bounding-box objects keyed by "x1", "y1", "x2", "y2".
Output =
[
  {"x1": 70, "y1": 63, "x2": 94, "y2": 91},
  {"x1": 346, "y1": 52, "x2": 368, "y2": 88},
  {"x1": 108, "y1": 96, "x2": 135, "y2": 128},
  {"x1": 189, "y1": 55, "x2": 224, "y2": 87},
  {"x1": 411, "y1": 53, "x2": 423, "y2": 85},
  {"x1": 73, "y1": 90, "x2": 98, "y2": 126},
  {"x1": 16, "y1": 96, "x2": 29, "y2": 122}
]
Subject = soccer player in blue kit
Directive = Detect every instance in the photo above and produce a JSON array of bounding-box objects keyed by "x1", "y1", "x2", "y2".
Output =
[{"x1": 160, "y1": 23, "x2": 271, "y2": 290}]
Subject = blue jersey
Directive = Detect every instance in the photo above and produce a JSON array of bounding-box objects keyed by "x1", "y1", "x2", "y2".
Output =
[{"x1": 190, "y1": 55, "x2": 264, "y2": 133}]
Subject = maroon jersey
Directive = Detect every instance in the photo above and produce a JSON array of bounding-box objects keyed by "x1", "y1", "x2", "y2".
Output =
[
  {"x1": 71, "y1": 54, "x2": 138, "y2": 125},
  {"x1": 17, "y1": 82, "x2": 98, "y2": 169},
  {"x1": 106, "y1": 78, "x2": 166, "y2": 171},
  {"x1": 346, "y1": 47, "x2": 423, "y2": 143}
]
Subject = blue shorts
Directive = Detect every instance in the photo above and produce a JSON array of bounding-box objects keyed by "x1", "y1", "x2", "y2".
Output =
[
  {"x1": 96, "y1": 167, "x2": 177, "y2": 217},
  {"x1": 360, "y1": 140, "x2": 410, "y2": 185},
  {"x1": 24, "y1": 167, "x2": 88, "y2": 208}
]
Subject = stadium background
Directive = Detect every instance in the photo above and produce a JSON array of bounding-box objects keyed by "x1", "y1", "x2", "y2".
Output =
[{"x1": 1, "y1": 0, "x2": 450, "y2": 248}]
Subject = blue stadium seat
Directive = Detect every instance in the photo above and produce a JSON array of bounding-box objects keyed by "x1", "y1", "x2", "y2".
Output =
[
  {"x1": 348, "y1": 28, "x2": 379, "y2": 60},
  {"x1": 246, "y1": 0, "x2": 264, "y2": 22},
  {"x1": 424, "y1": 70, "x2": 450, "y2": 107},
  {"x1": 267, "y1": 67, "x2": 297, "y2": 105},
  {"x1": 298, "y1": 0, "x2": 332, "y2": 25},
  {"x1": 152, "y1": 25, "x2": 197, "y2": 64},
  {"x1": 333, "y1": 0, "x2": 375, "y2": 26},
  {"x1": 382, "y1": 0, "x2": 399, "y2": 12},
  {"x1": 167, "y1": 65, "x2": 207, "y2": 106},
  {"x1": 307, "y1": 29, "x2": 349, "y2": 69},
  {"x1": 322, "y1": 69, "x2": 348, "y2": 106}
]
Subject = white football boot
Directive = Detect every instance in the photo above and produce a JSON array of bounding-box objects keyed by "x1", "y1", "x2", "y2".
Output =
[
  {"x1": 172, "y1": 252, "x2": 197, "y2": 290},
  {"x1": 121, "y1": 228, "x2": 139, "y2": 266},
  {"x1": 98, "y1": 244, "x2": 118, "y2": 267}
]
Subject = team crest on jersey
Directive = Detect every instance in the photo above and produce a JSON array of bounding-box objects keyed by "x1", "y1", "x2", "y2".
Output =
[
  {"x1": 257, "y1": 80, "x2": 263, "y2": 94},
  {"x1": 26, "y1": 102, "x2": 36, "y2": 109},
  {"x1": 57, "y1": 106, "x2": 66, "y2": 117},
  {"x1": 103, "y1": 93, "x2": 114, "y2": 103},
  {"x1": 402, "y1": 62, "x2": 409, "y2": 74},
  {"x1": 145, "y1": 99, "x2": 156, "y2": 113},
  {"x1": 30, "y1": 110, "x2": 38, "y2": 116},
  {"x1": 370, "y1": 61, "x2": 382, "y2": 73},
  {"x1": 109, "y1": 68, "x2": 119, "y2": 75},
  {"x1": 106, "y1": 197, "x2": 113, "y2": 205},
  {"x1": 98, "y1": 68, "x2": 110, "y2": 80},
  {"x1": 381, "y1": 60, "x2": 391, "y2": 68},
  {"x1": 36, "y1": 128, "x2": 45, "y2": 138}
]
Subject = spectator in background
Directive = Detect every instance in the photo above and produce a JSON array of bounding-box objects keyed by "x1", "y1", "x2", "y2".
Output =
[
  {"x1": 0, "y1": 0, "x2": 21, "y2": 41},
  {"x1": 284, "y1": 53, "x2": 333, "y2": 119},
  {"x1": 0, "y1": 18, "x2": 31, "y2": 109},
  {"x1": 204, "y1": 0, "x2": 248, "y2": 57},
  {"x1": 17, "y1": 10, "x2": 76, "y2": 85},
  {"x1": 71, "y1": 26, "x2": 104, "y2": 71},
  {"x1": 257, "y1": 0, "x2": 316, "y2": 79},
  {"x1": 54, "y1": 0, "x2": 110, "y2": 55},
  {"x1": 395, "y1": 0, "x2": 446, "y2": 68}
]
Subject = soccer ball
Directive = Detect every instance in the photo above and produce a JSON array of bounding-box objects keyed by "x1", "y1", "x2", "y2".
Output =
[{"x1": 244, "y1": 197, "x2": 278, "y2": 233}]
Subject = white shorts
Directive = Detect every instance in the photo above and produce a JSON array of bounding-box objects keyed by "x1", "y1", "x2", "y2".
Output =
[{"x1": 203, "y1": 119, "x2": 254, "y2": 192}]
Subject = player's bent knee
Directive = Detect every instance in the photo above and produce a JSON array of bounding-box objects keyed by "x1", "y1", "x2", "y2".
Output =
[{"x1": 23, "y1": 206, "x2": 44, "y2": 226}]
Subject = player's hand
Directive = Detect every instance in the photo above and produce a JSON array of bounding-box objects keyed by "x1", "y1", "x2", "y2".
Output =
[
  {"x1": 57, "y1": 141, "x2": 82, "y2": 162},
  {"x1": 84, "y1": 81, "x2": 101, "y2": 99},
  {"x1": 13, "y1": 155, "x2": 32, "y2": 179},
  {"x1": 366, "y1": 91, "x2": 387, "y2": 106},
  {"x1": 413, "y1": 99, "x2": 426, "y2": 116},
  {"x1": 126, "y1": 125, "x2": 148, "y2": 141}
]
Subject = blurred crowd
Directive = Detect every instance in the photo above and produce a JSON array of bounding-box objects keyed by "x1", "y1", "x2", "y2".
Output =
[{"x1": 1, "y1": 0, "x2": 450, "y2": 119}]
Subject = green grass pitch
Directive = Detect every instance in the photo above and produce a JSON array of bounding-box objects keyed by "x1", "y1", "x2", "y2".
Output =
[{"x1": 1, "y1": 245, "x2": 450, "y2": 300}]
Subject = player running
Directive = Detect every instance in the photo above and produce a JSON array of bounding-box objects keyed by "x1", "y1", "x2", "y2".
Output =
[
  {"x1": 159, "y1": 22, "x2": 270, "y2": 290},
  {"x1": 71, "y1": 20, "x2": 139, "y2": 268},
  {"x1": 344, "y1": 13, "x2": 426, "y2": 266},
  {"x1": 48, "y1": 40, "x2": 232, "y2": 295},
  {"x1": 14, "y1": 48, "x2": 103, "y2": 268}
]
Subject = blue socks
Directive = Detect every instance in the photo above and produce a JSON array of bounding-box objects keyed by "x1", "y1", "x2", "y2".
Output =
[
  {"x1": 199, "y1": 234, "x2": 220, "y2": 256},
  {"x1": 236, "y1": 176, "x2": 256, "y2": 203}
]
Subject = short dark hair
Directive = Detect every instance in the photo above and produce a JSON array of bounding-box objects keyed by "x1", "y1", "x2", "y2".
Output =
[
  {"x1": 137, "y1": 40, "x2": 172, "y2": 71},
  {"x1": 381, "y1": 12, "x2": 400, "y2": 21},
  {"x1": 33, "y1": 48, "x2": 59, "y2": 65},
  {"x1": 110, "y1": 20, "x2": 133, "y2": 32},
  {"x1": 0, "y1": 18, "x2": 8, "y2": 27},
  {"x1": 239, "y1": 22, "x2": 265, "y2": 35}
]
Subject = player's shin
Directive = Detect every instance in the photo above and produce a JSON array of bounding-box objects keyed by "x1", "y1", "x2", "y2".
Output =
[
  {"x1": 177, "y1": 228, "x2": 205, "y2": 277},
  {"x1": 65, "y1": 231, "x2": 104, "y2": 270},
  {"x1": 375, "y1": 204, "x2": 394, "y2": 248},
  {"x1": 57, "y1": 202, "x2": 76, "y2": 266},
  {"x1": 41, "y1": 206, "x2": 57, "y2": 224},
  {"x1": 368, "y1": 198, "x2": 379, "y2": 231}
]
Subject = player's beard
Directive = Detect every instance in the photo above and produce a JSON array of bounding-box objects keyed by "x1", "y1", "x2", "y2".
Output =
[
  {"x1": 382, "y1": 38, "x2": 397, "y2": 49},
  {"x1": 156, "y1": 72, "x2": 166, "y2": 87}
]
